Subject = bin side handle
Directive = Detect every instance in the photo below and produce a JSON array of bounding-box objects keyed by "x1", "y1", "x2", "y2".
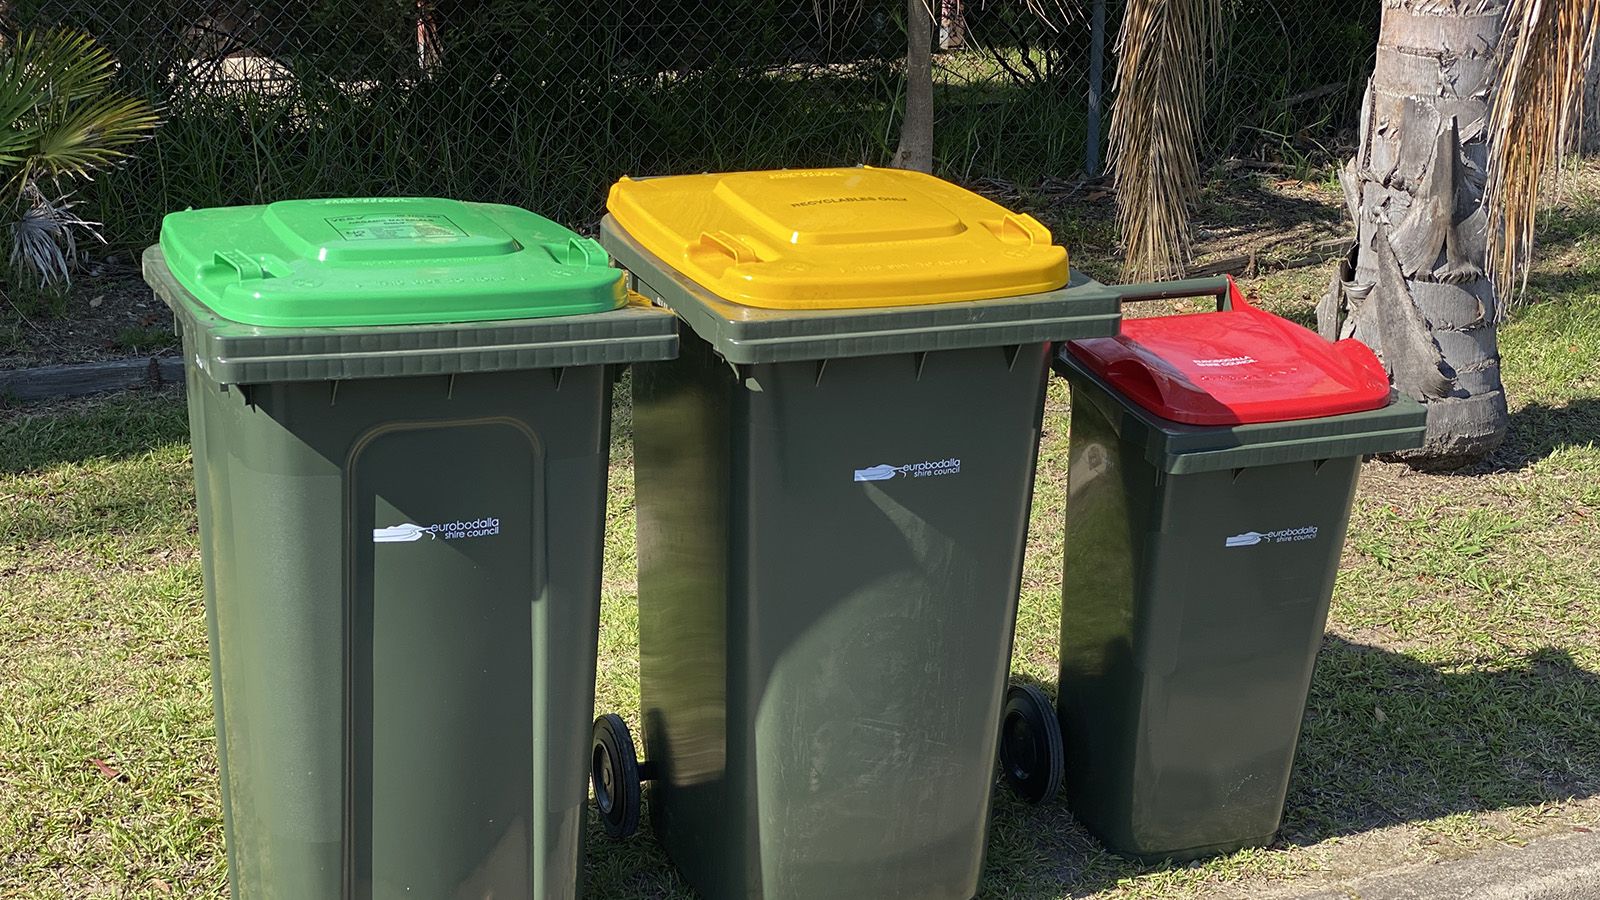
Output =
[{"x1": 1110, "y1": 275, "x2": 1245, "y2": 312}]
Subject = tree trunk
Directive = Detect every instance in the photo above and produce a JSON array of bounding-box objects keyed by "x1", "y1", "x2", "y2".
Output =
[
  {"x1": 894, "y1": 0, "x2": 935, "y2": 173},
  {"x1": 1318, "y1": 0, "x2": 1510, "y2": 465}
]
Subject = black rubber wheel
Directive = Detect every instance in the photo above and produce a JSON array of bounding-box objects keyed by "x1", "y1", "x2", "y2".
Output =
[
  {"x1": 999, "y1": 683, "x2": 1064, "y2": 804},
  {"x1": 592, "y1": 713, "x2": 642, "y2": 839}
]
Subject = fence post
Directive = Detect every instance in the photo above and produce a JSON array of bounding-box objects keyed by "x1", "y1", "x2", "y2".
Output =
[{"x1": 1087, "y1": 0, "x2": 1106, "y2": 176}]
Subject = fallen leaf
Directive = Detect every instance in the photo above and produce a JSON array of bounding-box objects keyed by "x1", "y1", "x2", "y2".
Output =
[
  {"x1": 88, "y1": 295, "x2": 104, "y2": 308},
  {"x1": 151, "y1": 879, "x2": 172, "y2": 894},
  {"x1": 1374, "y1": 705, "x2": 1387, "y2": 724},
  {"x1": 89, "y1": 758, "x2": 125, "y2": 782}
]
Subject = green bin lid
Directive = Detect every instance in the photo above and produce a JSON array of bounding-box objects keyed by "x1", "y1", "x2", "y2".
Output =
[{"x1": 158, "y1": 198, "x2": 625, "y2": 327}]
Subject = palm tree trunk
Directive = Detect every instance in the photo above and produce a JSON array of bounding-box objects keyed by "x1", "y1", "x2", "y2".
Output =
[
  {"x1": 1318, "y1": 0, "x2": 1510, "y2": 465},
  {"x1": 894, "y1": 0, "x2": 935, "y2": 173}
]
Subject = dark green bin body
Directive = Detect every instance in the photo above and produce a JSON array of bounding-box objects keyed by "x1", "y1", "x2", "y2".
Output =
[
  {"x1": 145, "y1": 247, "x2": 675, "y2": 899},
  {"x1": 1053, "y1": 351, "x2": 1426, "y2": 863},
  {"x1": 606, "y1": 219, "x2": 1118, "y2": 899}
]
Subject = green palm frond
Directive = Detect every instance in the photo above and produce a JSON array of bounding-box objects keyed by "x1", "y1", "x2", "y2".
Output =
[
  {"x1": 20, "y1": 29, "x2": 120, "y2": 104},
  {"x1": 25, "y1": 93, "x2": 162, "y2": 179},
  {"x1": 0, "y1": 28, "x2": 160, "y2": 178},
  {"x1": 0, "y1": 28, "x2": 160, "y2": 285}
]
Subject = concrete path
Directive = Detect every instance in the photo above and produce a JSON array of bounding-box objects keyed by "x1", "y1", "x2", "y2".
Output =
[{"x1": 1283, "y1": 830, "x2": 1600, "y2": 900}]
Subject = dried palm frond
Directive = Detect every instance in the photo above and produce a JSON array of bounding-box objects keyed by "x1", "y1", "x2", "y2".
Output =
[
  {"x1": 1109, "y1": 0, "x2": 1222, "y2": 281},
  {"x1": 9, "y1": 182, "x2": 98, "y2": 287},
  {"x1": 1486, "y1": 0, "x2": 1600, "y2": 311},
  {"x1": 1019, "y1": 0, "x2": 1087, "y2": 32}
]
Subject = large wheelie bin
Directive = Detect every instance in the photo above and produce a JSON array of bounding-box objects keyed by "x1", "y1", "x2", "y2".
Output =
[
  {"x1": 999, "y1": 277, "x2": 1426, "y2": 862},
  {"x1": 588, "y1": 167, "x2": 1120, "y2": 899},
  {"x1": 144, "y1": 197, "x2": 676, "y2": 899}
]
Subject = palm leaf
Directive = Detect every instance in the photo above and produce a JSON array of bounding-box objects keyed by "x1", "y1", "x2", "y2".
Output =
[
  {"x1": 0, "y1": 28, "x2": 159, "y2": 285},
  {"x1": 1486, "y1": 0, "x2": 1600, "y2": 310},
  {"x1": 25, "y1": 29, "x2": 119, "y2": 104},
  {"x1": 1108, "y1": 0, "x2": 1223, "y2": 281},
  {"x1": 27, "y1": 94, "x2": 162, "y2": 179}
]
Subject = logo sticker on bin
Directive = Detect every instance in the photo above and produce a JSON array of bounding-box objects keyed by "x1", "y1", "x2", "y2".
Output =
[
  {"x1": 1192, "y1": 355, "x2": 1257, "y2": 368},
  {"x1": 852, "y1": 458, "x2": 962, "y2": 482},
  {"x1": 1225, "y1": 525, "x2": 1319, "y2": 548},
  {"x1": 374, "y1": 517, "x2": 502, "y2": 543}
]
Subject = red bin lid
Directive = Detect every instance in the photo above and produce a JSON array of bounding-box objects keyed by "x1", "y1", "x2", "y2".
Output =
[{"x1": 1066, "y1": 280, "x2": 1392, "y2": 426}]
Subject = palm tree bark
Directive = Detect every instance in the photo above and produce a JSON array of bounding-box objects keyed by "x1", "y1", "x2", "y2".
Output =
[
  {"x1": 894, "y1": 0, "x2": 935, "y2": 173},
  {"x1": 1319, "y1": 0, "x2": 1509, "y2": 465}
]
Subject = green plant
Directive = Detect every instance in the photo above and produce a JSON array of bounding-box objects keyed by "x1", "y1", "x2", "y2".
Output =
[{"x1": 0, "y1": 28, "x2": 159, "y2": 288}]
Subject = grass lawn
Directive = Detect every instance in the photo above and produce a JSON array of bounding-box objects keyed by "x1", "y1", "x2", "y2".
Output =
[{"x1": 2, "y1": 178, "x2": 1598, "y2": 898}]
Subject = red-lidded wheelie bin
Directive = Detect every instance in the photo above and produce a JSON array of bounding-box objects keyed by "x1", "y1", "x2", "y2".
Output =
[{"x1": 1000, "y1": 277, "x2": 1426, "y2": 862}]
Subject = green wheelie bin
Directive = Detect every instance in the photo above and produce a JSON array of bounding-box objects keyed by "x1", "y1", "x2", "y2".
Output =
[
  {"x1": 588, "y1": 167, "x2": 1120, "y2": 899},
  {"x1": 998, "y1": 277, "x2": 1426, "y2": 862},
  {"x1": 144, "y1": 197, "x2": 676, "y2": 899}
]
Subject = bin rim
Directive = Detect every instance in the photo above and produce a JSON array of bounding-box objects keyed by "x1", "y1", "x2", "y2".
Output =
[
  {"x1": 1054, "y1": 348, "x2": 1426, "y2": 475},
  {"x1": 144, "y1": 245, "x2": 678, "y2": 387},
  {"x1": 601, "y1": 216, "x2": 1120, "y2": 365}
]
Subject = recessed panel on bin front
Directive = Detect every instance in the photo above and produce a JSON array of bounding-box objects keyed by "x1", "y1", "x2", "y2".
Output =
[{"x1": 352, "y1": 418, "x2": 544, "y2": 897}]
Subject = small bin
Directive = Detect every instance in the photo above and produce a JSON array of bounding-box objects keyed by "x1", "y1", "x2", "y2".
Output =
[
  {"x1": 145, "y1": 197, "x2": 676, "y2": 898},
  {"x1": 1000, "y1": 276, "x2": 1426, "y2": 862}
]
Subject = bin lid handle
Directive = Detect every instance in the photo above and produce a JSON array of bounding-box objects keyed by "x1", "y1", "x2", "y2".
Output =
[
  {"x1": 983, "y1": 213, "x2": 1050, "y2": 246},
  {"x1": 213, "y1": 249, "x2": 269, "y2": 282},
  {"x1": 690, "y1": 230, "x2": 759, "y2": 266},
  {"x1": 565, "y1": 236, "x2": 608, "y2": 268}
]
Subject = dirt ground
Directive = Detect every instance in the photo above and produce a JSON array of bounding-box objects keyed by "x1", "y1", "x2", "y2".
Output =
[{"x1": 0, "y1": 249, "x2": 177, "y2": 370}]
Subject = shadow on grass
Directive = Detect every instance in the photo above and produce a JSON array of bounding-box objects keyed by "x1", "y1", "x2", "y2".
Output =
[
  {"x1": 1487, "y1": 396, "x2": 1600, "y2": 473},
  {"x1": 1285, "y1": 638, "x2": 1600, "y2": 843},
  {"x1": 0, "y1": 387, "x2": 189, "y2": 475},
  {"x1": 1521, "y1": 264, "x2": 1600, "y2": 302},
  {"x1": 981, "y1": 639, "x2": 1600, "y2": 896}
]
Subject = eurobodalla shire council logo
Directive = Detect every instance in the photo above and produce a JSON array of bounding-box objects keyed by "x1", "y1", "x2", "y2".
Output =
[
  {"x1": 373, "y1": 516, "x2": 501, "y2": 544},
  {"x1": 1225, "y1": 525, "x2": 1318, "y2": 548},
  {"x1": 853, "y1": 458, "x2": 962, "y2": 482}
]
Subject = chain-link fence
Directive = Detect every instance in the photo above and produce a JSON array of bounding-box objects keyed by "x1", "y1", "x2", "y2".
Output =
[{"x1": 5, "y1": 0, "x2": 1378, "y2": 251}]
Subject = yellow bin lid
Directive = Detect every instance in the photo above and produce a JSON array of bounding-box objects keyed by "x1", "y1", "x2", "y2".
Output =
[{"x1": 605, "y1": 167, "x2": 1070, "y2": 310}]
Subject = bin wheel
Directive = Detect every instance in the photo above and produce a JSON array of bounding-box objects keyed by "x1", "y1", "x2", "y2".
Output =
[
  {"x1": 592, "y1": 713, "x2": 642, "y2": 839},
  {"x1": 999, "y1": 683, "x2": 1064, "y2": 804}
]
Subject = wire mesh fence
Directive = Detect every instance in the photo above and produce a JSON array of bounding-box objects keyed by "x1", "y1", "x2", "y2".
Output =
[{"x1": 4, "y1": 0, "x2": 1379, "y2": 251}]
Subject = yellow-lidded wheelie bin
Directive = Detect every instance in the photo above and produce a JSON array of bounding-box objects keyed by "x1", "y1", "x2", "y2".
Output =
[{"x1": 589, "y1": 167, "x2": 1120, "y2": 899}]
